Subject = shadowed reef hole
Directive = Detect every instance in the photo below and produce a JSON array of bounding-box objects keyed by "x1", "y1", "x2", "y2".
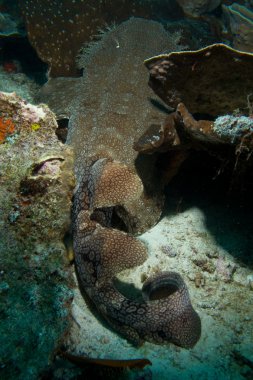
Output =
[{"x1": 163, "y1": 149, "x2": 253, "y2": 267}]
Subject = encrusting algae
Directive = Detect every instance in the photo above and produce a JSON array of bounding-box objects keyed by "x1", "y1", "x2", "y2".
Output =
[{"x1": 0, "y1": 116, "x2": 15, "y2": 143}]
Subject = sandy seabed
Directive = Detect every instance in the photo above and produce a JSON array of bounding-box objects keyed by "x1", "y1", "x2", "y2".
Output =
[{"x1": 67, "y1": 198, "x2": 253, "y2": 380}]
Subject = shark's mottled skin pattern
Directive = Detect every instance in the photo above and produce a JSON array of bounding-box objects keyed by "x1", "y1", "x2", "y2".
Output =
[
  {"x1": 72, "y1": 158, "x2": 201, "y2": 348},
  {"x1": 37, "y1": 18, "x2": 201, "y2": 348}
]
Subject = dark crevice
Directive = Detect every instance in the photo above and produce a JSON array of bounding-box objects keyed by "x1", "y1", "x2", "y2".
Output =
[
  {"x1": 0, "y1": 36, "x2": 48, "y2": 84},
  {"x1": 164, "y1": 150, "x2": 253, "y2": 267},
  {"x1": 56, "y1": 118, "x2": 69, "y2": 143}
]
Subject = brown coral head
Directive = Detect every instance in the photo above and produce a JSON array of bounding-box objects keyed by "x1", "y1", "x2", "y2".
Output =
[{"x1": 145, "y1": 44, "x2": 253, "y2": 117}]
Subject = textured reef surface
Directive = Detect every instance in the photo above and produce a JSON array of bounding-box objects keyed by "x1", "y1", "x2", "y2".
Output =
[
  {"x1": 141, "y1": 43, "x2": 253, "y2": 180},
  {"x1": 0, "y1": 92, "x2": 74, "y2": 379}
]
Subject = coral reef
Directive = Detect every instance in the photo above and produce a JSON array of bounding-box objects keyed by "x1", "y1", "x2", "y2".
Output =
[
  {"x1": 0, "y1": 92, "x2": 75, "y2": 379},
  {"x1": 0, "y1": 0, "x2": 21, "y2": 20},
  {"x1": 0, "y1": 65, "x2": 40, "y2": 104},
  {"x1": 0, "y1": 2, "x2": 252, "y2": 378},
  {"x1": 19, "y1": 0, "x2": 180, "y2": 77},
  {"x1": 134, "y1": 100, "x2": 253, "y2": 188},
  {"x1": 145, "y1": 43, "x2": 253, "y2": 116},
  {"x1": 175, "y1": 103, "x2": 253, "y2": 157},
  {"x1": 136, "y1": 42, "x2": 253, "y2": 191},
  {"x1": 223, "y1": 3, "x2": 253, "y2": 52},
  {"x1": 176, "y1": 0, "x2": 220, "y2": 17}
]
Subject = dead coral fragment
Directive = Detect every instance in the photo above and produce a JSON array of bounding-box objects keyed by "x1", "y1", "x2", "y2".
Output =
[{"x1": 60, "y1": 349, "x2": 151, "y2": 369}]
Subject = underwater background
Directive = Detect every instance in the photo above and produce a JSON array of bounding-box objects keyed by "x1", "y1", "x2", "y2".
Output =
[{"x1": 0, "y1": 0, "x2": 253, "y2": 379}]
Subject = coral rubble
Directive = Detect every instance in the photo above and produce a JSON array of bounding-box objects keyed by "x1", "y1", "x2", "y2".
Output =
[{"x1": 0, "y1": 92, "x2": 74, "y2": 379}]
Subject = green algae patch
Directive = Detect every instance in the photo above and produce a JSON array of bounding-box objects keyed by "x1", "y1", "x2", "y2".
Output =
[{"x1": 0, "y1": 92, "x2": 75, "y2": 379}]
